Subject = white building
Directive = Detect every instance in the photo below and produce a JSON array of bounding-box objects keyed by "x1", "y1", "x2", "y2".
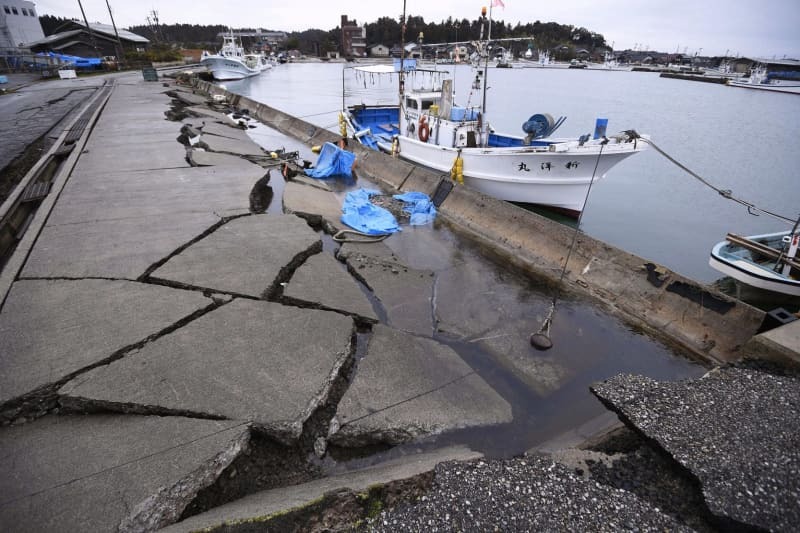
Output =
[{"x1": 1, "y1": 0, "x2": 44, "y2": 50}]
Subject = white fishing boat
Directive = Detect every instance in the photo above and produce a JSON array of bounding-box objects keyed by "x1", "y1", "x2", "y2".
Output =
[
  {"x1": 342, "y1": 6, "x2": 646, "y2": 216},
  {"x1": 727, "y1": 63, "x2": 800, "y2": 95},
  {"x1": 201, "y1": 31, "x2": 271, "y2": 81},
  {"x1": 709, "y1": 223, "x2": 800, "y2": 297}
]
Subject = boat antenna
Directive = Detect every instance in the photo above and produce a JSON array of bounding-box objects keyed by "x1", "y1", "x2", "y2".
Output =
[
  {"x1": 530, "y1": 141, "x2": 608, "y2": 350},
  {"x1": 480, "y1": 5, "x2": 491, "y2": 120},
  {"x1": 399, "y1": 0, "x2": 407, "y2": 98}
]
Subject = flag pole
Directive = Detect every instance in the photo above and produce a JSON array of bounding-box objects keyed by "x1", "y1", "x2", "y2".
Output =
[{"x1": 480, "y1": 4, "x2": 493, "y2": 142}]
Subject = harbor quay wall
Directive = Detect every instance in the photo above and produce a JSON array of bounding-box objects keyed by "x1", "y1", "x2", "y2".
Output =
[{"x1": 194, "y1": 80, "x2": 765, "y2": 365}]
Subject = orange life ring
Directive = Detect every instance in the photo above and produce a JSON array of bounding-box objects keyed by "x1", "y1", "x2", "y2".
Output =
[{"x1": 418, "y1": 116, "x2": 430, "y2": 142}]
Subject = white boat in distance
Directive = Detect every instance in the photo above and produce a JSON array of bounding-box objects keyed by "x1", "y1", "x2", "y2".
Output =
[
  {"x1": 727, "y1": 63, "x2": 800, "y2": 95},
  {"x1": 201, "y1": 31, "x2": 271, "y2": 80},
  {"x1": 709, "y1": 226, "x2": 800, "y2": 297},
  {"x1": 343, "y1": 60, "x2": 645, "y2": 215}
]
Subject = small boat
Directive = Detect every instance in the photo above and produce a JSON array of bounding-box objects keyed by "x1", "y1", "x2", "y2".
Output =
[
  {"x1": 709, "y1": 223, "x2": 800, "y2": 297},
  {"x1": 201, "y1": 31, "x2": 271, "y2": 80},
  {"x1": 727, "y1": 63, "x2": 800, "y2": 95}
]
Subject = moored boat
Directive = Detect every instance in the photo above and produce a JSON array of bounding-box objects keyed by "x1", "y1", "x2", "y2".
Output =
[
  {"x1": 709, "y1": 224, "x2": 800, "y2": 297},
  {"x1": 727, "y1": 63, "x2": 800, "y2": 95},
  {"x1": 201, "y1": 31, "x2": 271, "y2": 81}
]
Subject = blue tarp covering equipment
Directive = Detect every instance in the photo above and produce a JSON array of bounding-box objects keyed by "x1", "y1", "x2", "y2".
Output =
[
  {"x1": 340, "y1": 189, "x2": 437, "y2": 236},
  {"x1": 341, "y1": 189, "x2": 400, "y2": 236},
  {"x1": 305, "y1": 142, "x2": 356, "y2": 178},
  {"x1": 393, "y1": 191, "x2": 437, "y2": 225}
]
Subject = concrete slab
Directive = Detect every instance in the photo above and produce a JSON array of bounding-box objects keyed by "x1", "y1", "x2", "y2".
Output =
[
  {"x1": 182, "y1": 118, "x2": 252, "y2": 141},
  {"x1": 338, "y1": 244, "x2": 435, "y2": 336},
  {"x1": 0, "y1": 279, "x2": 212, "y2": 417},
  {"x1": 170, "y1": 90, "x2": 210, "y2": 106},
  {"x1": 282, "y1": 181, "x2": 343, "y2": 233},
  {"x1": 21, "y1": 211, "x2": 222, "y2": 279},
  {"x1": 46, "y1": 166, "x2": 262, "y2": 225},
  {"x1": 185, "y1": 105, "x2": 236, "y2": 123},
  {"x1": 743, "y1": 318, "x2": 800, "y2": 366},
  {"x1": 331, "y1": 324, "x2": 513, "y2": 447},
  {"x1": 283, "y1": 252, "x2": 378, "y2": 322},
  {"x1": 591, "y1": 368, "x2": 800, "y2": 531},
  {"x1": 60, "y1": 300, "x2": 354, "y2": 443},
  {"x1": 150, "y1": 214, "x2": 320, "y2": 298},
  {"x1": 200, "y1": 133, "x2": 266, "y2": 157},
  {"x1": 162, "y1": 445, "x2": 482, "y2": 533},
  {"x1": 73, "y1": 138, "x2": 190, "y2": 173},
  {"x1": 0, "y1": 414, "x2": 248, "y2": 532}
]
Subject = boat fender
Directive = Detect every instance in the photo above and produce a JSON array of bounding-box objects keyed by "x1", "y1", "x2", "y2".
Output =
[
  {"x1": 391, "y1": 137, "x2": 399, "y2": 156},
  {"x1": 418, "y1": 116, "x2": 430, "y2": 142},
  {"x1": 450, "y1": 151, "x2": 464, "y2": 184}
]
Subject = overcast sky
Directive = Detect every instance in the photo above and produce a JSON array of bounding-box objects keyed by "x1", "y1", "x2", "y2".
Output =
[{"x1": 33, "y1": 0, "x2": 800, "y2": 58}]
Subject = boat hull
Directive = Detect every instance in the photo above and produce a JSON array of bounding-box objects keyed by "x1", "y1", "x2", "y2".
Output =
[
  {"x1": 727, "y1": 80, "x2": 800, "y2": 94},
  {"x1": 201, "y1": 56, "x2": 262, "y2": 80},
  {"x1": 390, "y1": 136, "x2": 643, "y2": 213},
  {"x1": 709, "y1": 232, "x2": 800, "y2": 297}
]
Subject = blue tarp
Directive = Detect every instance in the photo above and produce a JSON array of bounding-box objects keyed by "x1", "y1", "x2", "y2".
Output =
[
  {"x1": 305, "y1": 142, "x2": 356, "y2": 178},
  {"x1": 36, "y1": 51, "x2": 102, "y2": 68},
  {"x1": 341, "y1": 189, "x2": 400, "y2": 235},
  {"x1": 393, "y1": 192, "x2": 437, "y2": 225}
]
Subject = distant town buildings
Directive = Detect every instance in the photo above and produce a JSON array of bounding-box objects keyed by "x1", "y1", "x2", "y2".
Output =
[
  {"x1": 1, "y1": 0, "x2": 44, "y2": 51},
  {"x1": 340, "y1": 15, "x2": 366, "y2": 58}
]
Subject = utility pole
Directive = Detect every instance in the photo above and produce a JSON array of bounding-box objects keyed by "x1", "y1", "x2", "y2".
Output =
[
  {"x1": 77, "y1": 0, "x2": 102, "y2": 59},
  {"x1": 105, "y1": 0, "x2": 124, "y2": 69}
]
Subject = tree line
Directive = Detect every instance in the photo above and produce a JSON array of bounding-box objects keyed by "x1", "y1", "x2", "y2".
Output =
[{"x1": 38, "y1": 13, "x2": 608, "y2": 57}]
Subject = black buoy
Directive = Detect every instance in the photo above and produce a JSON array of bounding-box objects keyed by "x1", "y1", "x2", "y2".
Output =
[{"x1": 530, "y1": 332, "x2": 552, "y2": 350}]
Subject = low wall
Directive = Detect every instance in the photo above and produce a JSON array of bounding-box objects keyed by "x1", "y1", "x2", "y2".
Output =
[{"x1": 194, "y1": 79, "x2": 765, "y2": 364}]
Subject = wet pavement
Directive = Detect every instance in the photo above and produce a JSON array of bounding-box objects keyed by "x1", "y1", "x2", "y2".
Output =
[{"x1": 0, "y1": 70, "x2": 797, "y2": 531}]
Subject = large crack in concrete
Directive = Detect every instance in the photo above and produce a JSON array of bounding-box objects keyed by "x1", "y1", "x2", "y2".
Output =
[
  {"x1": 0, "y1": 297, "x2": 225, "y2": 425},
  {"x1": 118, "y1": 423, "x2": 252, "y2": 533}
]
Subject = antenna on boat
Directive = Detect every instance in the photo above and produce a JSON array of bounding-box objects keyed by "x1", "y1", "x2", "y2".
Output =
[
  {"x1": 399, "y1": 0, "x2": 407, "y2": 98},
  {"x1": 530, "y1": 142, "x2": 608, "y2": 350},
  {"x1": 480, "y1": 5, "x2": 491, "y2": 121}
]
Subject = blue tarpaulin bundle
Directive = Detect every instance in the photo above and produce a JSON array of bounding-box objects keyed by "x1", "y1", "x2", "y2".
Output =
[
  {"x1": 393, "y1": 191, "x2": 437, "y2": 225},
  {"x1": 341, "y1": 189, "x2": 400, "y2": 235},
  {"x1": 305, "y1": 142, "x2": 356, "y2": 178},
  {"x1": 340, "y1": 189, "x2": 437, "y2": 236}
]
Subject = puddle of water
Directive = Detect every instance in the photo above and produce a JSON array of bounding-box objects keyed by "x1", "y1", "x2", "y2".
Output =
[{"x1": 247, "y1": 122, "x2": 707, "y2": 467}]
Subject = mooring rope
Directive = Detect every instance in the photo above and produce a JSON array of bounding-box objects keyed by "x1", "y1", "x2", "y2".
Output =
[
  {"x1": 332, "y1": 229, "x2": 389, "y2": 243},
  {"x1": 625, "y1": 131, "x2": 795, "y2": 225},
  {"x1": 531, "y1": 141, "x2": 607, "y2": 349}
]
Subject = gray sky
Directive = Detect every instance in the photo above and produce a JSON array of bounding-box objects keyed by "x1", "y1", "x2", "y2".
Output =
[{"x1": 34, "y1": 0, "x2": 800, "y2": 58}]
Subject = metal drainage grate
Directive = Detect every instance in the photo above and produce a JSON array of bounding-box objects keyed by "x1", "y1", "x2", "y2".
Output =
[{"x1": 20, "y1": 182, "x2": 53, "y2": 203}]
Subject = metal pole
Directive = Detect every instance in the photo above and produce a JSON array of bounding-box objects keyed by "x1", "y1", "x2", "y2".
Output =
[
  {"x1": 77, "y1": 0, "x2": 102, "y2": 59},
  {"x1": 105, "y1": 0, "x2": 124, "y2": 69}
]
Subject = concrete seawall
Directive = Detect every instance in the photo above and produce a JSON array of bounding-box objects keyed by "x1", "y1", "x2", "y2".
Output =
[{"x1": 195, "y1": 79, "x2": 765, "y2": 365}]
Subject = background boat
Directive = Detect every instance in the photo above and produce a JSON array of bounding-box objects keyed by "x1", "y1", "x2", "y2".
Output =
[{"x1": 201, "y1": 32, "x2": 271, "y2": 80}]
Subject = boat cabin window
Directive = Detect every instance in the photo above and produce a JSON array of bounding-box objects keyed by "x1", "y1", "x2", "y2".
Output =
[
  {"x1": 405, "y1": 97, "x2": 418, "y2": 110},
  {"x1": 421, "y1": 99, "x2": 437, "y2": 111}
]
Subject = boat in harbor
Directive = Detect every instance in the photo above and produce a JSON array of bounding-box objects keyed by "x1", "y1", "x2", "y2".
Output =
[
  {"x1": 201, "y1": 31, "x2": 271, "y2": 81},
  {"x1": 709, "y1": 222, "x2": 800, "y2": 297},
  {"x1": 342, "y1": 7, "x2": 645, "y2": 216},
  {"x1": 727, "y1": 62, "x2": 800, "y2": 95}
]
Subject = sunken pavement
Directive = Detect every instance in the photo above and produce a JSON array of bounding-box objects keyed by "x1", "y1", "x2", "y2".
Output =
[{"x1": 0, "y1": 71, "x2": 797, "y2": 532}]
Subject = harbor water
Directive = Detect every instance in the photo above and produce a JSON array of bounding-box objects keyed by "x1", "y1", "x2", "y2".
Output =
[{"x1": 221, "y1": 62, "x2": 800, "y2": 287}]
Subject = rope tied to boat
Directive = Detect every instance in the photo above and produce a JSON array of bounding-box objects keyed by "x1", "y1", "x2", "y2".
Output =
[
  {"x1": 531, "y1": 140, "x2": 607, "y2": 350},
  {"x1": 623, "y1": 130, "x2": 795, "y2": 225}
]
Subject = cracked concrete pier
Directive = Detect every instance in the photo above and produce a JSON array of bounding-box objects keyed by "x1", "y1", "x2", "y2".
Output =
[{"x1": 0, "y1": 69, "x2": 797, "y2": 532}]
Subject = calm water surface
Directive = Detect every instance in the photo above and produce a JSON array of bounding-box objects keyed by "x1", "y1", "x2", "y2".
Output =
[{"x1": 224, "y1": 62, "x2": 800, "y2": 285}]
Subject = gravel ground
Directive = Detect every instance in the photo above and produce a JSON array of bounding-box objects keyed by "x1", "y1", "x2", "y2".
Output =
[{"x1": 364, "y1": 454, "x2": 692, "y2": 532}]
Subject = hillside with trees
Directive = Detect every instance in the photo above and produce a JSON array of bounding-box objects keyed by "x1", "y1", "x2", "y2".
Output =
[{"x1": 38, "y1": 12, "x2": 607, "y2": 59}]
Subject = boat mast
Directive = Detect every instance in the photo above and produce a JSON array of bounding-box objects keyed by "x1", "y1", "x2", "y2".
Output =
[
  {"x1": 399, "y1": 0, "x2": 407, "y2": 99},
  {"x1": 480, "y1": 5, "x2": 492, "y2": 119}
]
